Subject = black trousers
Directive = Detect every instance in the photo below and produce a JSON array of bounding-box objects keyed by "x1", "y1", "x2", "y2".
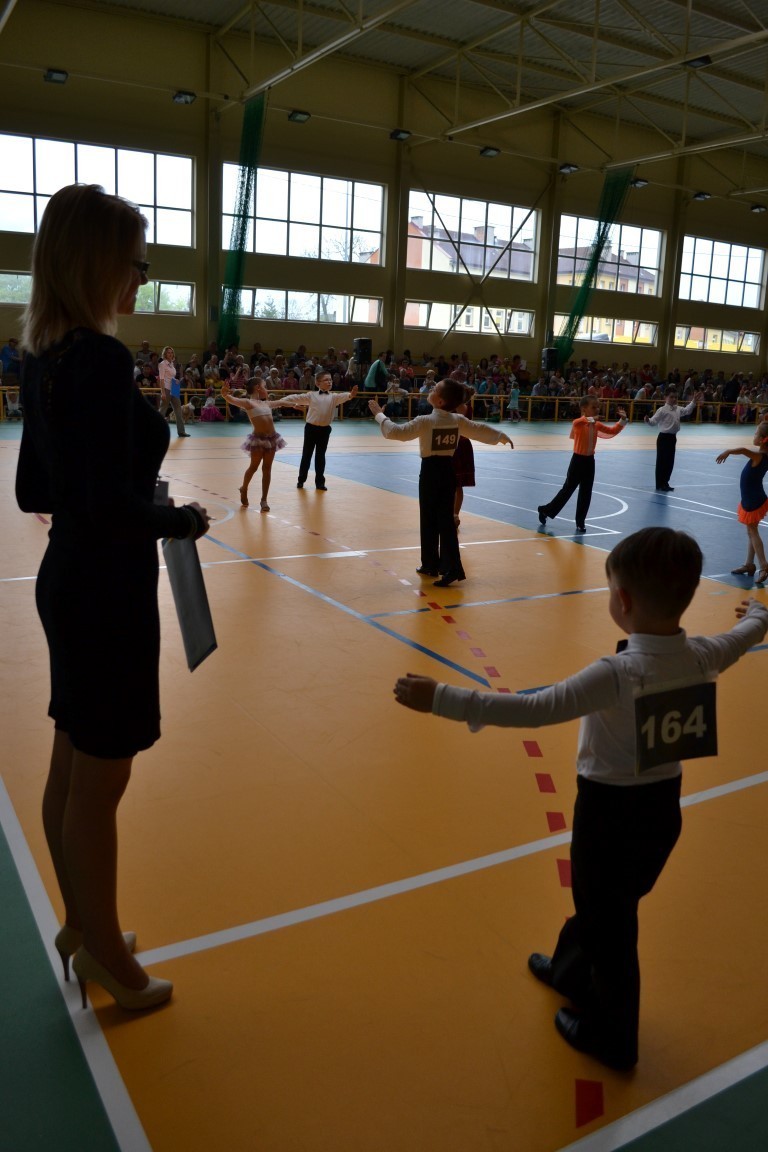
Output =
[
  {"x1": 655, "y1": 432, "x2": 676, "y2": 488},
  {"x1": 418, "y1": 456, "x2": 462, "y2": 576},
  {"x1": 549, "y1": 775, "x2": 682, "y2": 1066},
  {"x1": 298, "y1": 423, "x2": 332, "y2": 486},
  {"x1": 540, "y1": 453, "x2": 595, "y2": 527}
]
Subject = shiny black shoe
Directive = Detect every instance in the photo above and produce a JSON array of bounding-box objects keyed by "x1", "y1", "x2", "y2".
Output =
[
  {"x1": 527, "y1": 953, "x2": 554, "y2": 987},
  {"x1": 575, "y1": 524, "x2": 586, "y2": 534},
  {"x1": 554, "y1": 1008, "x2": 636, "y2": 1071},
  {"x1": 296, "y1": 482, "x2": 305, "y2": 489},
  {"x1": 316, "y1": 485, "x2": 328, "y2": 491},
  {"x1": 416, "y1": 567, "x2": 440, "y2": 577},
  {"x1": 433, "y1": 572, "x2": 465, "y2": 587},
  {"x1": 537, "y1": 506, "x2": 547, "y2": 526}
]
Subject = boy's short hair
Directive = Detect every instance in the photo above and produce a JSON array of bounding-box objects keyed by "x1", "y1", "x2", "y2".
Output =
[
  {"x1": 579, "y1": 394, "x2": 598, "y2": 408},
  {"x1": 607, "y1": 528, "x2": 702, "y2": 618},
  {"x1": 438, "y1": 378, "x2": 468, "y2": 411}
]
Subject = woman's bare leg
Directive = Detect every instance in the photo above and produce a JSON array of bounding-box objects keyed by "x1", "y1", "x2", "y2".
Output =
[
  {"x1": 42, "y1": 730, "x2": 79, "y2": 928},
  {"x1": 62, "y1": 745, "x2": 147, "y2": 988}
]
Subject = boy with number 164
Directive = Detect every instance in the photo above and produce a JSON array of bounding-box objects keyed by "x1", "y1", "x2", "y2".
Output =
[{"x1": 394, "y1": 527, "x2": 768, "y2": 1070}]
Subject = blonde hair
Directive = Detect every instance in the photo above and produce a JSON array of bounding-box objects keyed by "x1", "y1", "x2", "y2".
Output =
[{"x1": 22, "y1": 184, "x2": 147, "y2": 356}]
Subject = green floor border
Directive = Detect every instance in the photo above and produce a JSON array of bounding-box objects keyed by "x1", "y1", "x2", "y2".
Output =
[{"x1": 0, "y1": 816, "x2": 120, "y2": 1152}]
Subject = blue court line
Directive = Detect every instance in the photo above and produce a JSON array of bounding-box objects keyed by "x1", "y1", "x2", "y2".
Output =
[
  {"x1": 370, "y1": 584, "x2": 608, "y2": 619},
  {"x1": 204, "y1": 534, "x2": 490, "y2": 687}
]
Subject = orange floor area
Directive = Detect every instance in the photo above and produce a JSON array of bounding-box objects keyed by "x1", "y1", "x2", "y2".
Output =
[{"x1": 2, "y1": 428, "x2": 768, "y2": 1151}]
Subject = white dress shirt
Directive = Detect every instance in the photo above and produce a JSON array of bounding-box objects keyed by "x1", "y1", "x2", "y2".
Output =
[
  {"x1": 648, "y1": 398, "x2": 697, "y2": 433},
  {"x1": 281, "y1": 390, "x2": 353, "y2": 427}
]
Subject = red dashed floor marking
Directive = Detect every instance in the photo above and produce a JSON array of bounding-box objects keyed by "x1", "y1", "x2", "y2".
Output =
[
  {"x1": 484, "y1": 666, "x2": 500, "y2": 678},
  {"x1": 535, "y1": 773, "x2": 556, "y2": 793},
  {"x1": 497, "y1": 687, "x2": 512, "y2": 694},
  {"x1": 523, "y1": 739, "x2": 543, "y2": 757},
  {"x1": 546, "y1": 811, "x2": 567, "y2": 833},
  {"x1": 442, "y1": 615, "x2": 456, "y2": 624},
  {"x1": 470, "y1": 647, "x2": 485, "y2": 657},
  {"x1": 557, "y1": 859, "x2": 572, "y2": 888},
  {"x1": 575, "y1": 1079, "x2": 604, "y2": 1127},
  {"x1": 427, "y1": 601, "x2": 441, "y2": 610},
  {"x1": 456, "y1": 630, "x2": 471, "y2": 639}
]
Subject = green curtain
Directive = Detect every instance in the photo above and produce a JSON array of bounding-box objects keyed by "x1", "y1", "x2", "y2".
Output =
[
  {"x1": 219, "y1": 94, "x2": 266, "y2": 352},
  {"x1": 553, "y1": 167, "x2": 634, "y2": 367}
]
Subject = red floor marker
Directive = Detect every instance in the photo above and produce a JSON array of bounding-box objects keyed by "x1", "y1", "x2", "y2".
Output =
[
  {"x1": 546, "y1": 811, "x2": 567, "y2": 833},
  {"x1": 557, "y1": 858, "x2": 572, "y2": 888},
  {"x1": 470, "y1": 647, "x2": 485, "y2": 657},
  {"x1": 575, "y1": 1079, "x2": 604, "y2": 1127},
  {"x1": 427, "y1": 602, "x2": 441, "y2": 610},
  {"x1": 456, "y1": 630, "x2": 471, "y2": 640},
  {"x1": 497, "y1": 687, "x2": 512, "y2": 693},
  {"x1": 442, "y1": 615, "x2": 456, "y2": 623},
  {"x1": 484, "y1": 666, "x2": 500, "y2": 678},
  {"x1": 523, "y1": 740, "x2": 543, "y2": 757},
  {"x1": 535, "y1": 773, "x2": 556, "y2": 793}
]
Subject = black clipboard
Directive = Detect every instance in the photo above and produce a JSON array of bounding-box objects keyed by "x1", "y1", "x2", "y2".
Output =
[{"x1": 162, "y1": 535, "x2": 217, "y2": 671}]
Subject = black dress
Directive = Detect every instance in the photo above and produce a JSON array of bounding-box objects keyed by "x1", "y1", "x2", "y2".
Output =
[{"x1": 16, "y1": 329, "x2": 197, "y2": 759}]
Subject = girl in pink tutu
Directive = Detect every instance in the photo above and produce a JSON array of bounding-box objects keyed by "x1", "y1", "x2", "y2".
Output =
[
  {"x1": 222, "y1": 377, "x2": 287, "y2": 511},
  {"x1": 716, "y1": 420, "x2": 768, "y2": 584}
]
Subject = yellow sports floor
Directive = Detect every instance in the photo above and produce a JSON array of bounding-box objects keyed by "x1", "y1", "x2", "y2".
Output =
[{"x1": 2, "y1": 421, "x2": 767, "y2": 1151}]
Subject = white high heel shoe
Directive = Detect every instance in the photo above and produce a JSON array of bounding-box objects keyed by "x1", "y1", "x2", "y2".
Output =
[
  {"x1": 54, "y1": 925, "x2": 137, "y2": 982},
  {"x1": 72, "y1": 947, "x2": 173, "y2": 1011}
]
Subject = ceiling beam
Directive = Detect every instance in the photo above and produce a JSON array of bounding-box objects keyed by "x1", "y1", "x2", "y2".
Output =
[{"x1": 0, "y1": 0, "x2": 20, "y2": 37}]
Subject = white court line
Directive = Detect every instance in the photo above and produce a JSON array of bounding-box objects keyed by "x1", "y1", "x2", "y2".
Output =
[{"x1": 0, "y1": 776, "x2": 152, "y2": 1152}]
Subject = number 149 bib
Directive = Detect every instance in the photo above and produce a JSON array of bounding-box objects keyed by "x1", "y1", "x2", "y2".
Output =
[{"x1": 633, "y1": 678, "x2": 717, "y2": 774}]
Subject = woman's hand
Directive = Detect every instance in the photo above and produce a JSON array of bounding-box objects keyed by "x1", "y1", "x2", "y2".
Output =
[
  {"x1": 715, "y1": 451, "x2": 730, "y2": 464},
  {"x1": 369, "y1": 399, "x2": 383, "y2": 415},
  {"x1": 187, "y1": 501, "x2": 211, "y2": 538},
  {"x1": 394, "y1": 673, "x2": 438, "y2": 712}
]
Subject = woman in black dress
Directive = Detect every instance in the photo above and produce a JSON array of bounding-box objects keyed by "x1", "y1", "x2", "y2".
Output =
[{"x1": 16, "y1": 184, "x2": 210, "y2": 1010}]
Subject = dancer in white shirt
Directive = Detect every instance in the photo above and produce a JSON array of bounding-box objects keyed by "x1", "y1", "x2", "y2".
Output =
[
  {"x1": 394, "y1": 527, "x2": 768, "y2": 1070},
  {"x1": 645, "y1": 390, "x2": 701, "y2": 491},
  {"x1": 277, "y1": 371, "x2": 357, "y2": 490}
]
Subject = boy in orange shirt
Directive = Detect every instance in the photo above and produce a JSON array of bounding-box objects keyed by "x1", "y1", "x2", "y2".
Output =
[{"x1": 538, "y1": 395, "x2": 627, "y2": 533}]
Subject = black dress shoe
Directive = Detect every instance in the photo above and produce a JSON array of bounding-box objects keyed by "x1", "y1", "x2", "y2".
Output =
[
  {"x1": 416, "y1": 567, "x2": 439, "y2": 576},
  {"x1": 316, "y1": 485, "x2": 327, "y2": 491},
  {"x1": 433, "y1": 572, "x2": 465, "y2": 587},
  {"x1": 537, "y1": 505, "x2": 547, "y2": 526},
  {"x1": 178, "y1": 432, "x2": 190, "y2": 438},
  {"x1": 575, "y1": 524, "x2": 586, "y2": 534},
  {"x1": 554, "y1": 1008, "x2": 636, "y2": 1071},
  {"x1": 296, "y1": 481, "x2": 304, "y2": 489},
  {"x1": 527, "y1": 953, "x2": 554, "y2": 987}
]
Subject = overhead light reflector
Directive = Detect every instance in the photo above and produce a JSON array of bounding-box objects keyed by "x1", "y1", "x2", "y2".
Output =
[
  {"x1": 173, "y1": 90, "x2": 196, "y2": 105},
  {"x1": 44, "y1": 68, "x2": 68, "y2": 84},
  {"x1": 288, "y1": 109, "x2": 311, "y2": 123},
  {"x1": 480, "y1": 146, "x2": 500, "y2": 158},
  {"x1": 559, "y1": 163, "x2": 579, "y2": 175},
  {"x1": 390, "y1": 128, "x2": 411, "y2": 141}
]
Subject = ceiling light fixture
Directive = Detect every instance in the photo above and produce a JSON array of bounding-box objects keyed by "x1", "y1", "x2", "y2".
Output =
[
  {"x1": 692, "y1": 191, "x2": 711, "y2": 200},
  {"x1": 287, "y1": 109, "x2": 311, "y2": 123},
  {"x1": 630, "y1": 178, "x2": 649, "y2": 188},
  {"x1": 172, "y1": 90, "x2": 196, "y2": 105},
  {"x1": 684, "y1": 55, "x2": 712, "y2": 69},
  {"x1": 559, "y1": 163, "x2": 579, "y2": 175},
  {"x1": 43, "y1": 68, "x2": 68, "y2": 84},
  {"x1": 389, "y1": 128, "x2": 411, "y2": 141},
  {"x1": 479, "y1": 146, "x2": 500, "y2": 158},
  {"x1": 751, "y1": 204, "x2": 767, "y2": 213}
]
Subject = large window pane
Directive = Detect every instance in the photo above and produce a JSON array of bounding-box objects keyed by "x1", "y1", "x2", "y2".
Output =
[
  {"x1": 158, "y1": 282, "x2": 193, "y2": 312},
  {"x1": 0, "y1": 192, "x2": 34, "y2": 232},
  {"x1": 290, "y1": 173, "x2": 321, "y2": 224},
  {"x1": 255, "y1": 168, "x2": 287, "y2": 219},
  {"x1": 0, "y1": 134, "x2": 33, "y2": 193},
  {"x1": 254, "y1": 218, "x2": 283, "y2": 254},
  {"x1": 156, "y1": 155, "x2": 192, "y2": 209},
  {"x1": 35, "y1": 139, "x2": 75, "y2": 194},
  {"x1": 353, "y1": 182, "x2": 383, "y2": 231},
  {"x1": 321, "y1": 227, "x2": 350, "y2": 261},
  {"x1": 0, "y1": 272, "x2": 32, "y2": 303},
  {"x1": 156, "y1": 208, "x2": 191, "y2": 246},
  {"x1": 76, "y1": 144, "x2": 115, "y2": 193},
  {"x1": 255, "y1": 289, "x2": 286, "y2": 319},
  {"x1": 118, "y1": 149, "x2": 154, "y2": 205},
  {"x1": 288, "y1": 223, "x2": 319, "y2": 259},
  {"x1": 286, "y1": 291, "x2": 317, "y2": 320}
]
